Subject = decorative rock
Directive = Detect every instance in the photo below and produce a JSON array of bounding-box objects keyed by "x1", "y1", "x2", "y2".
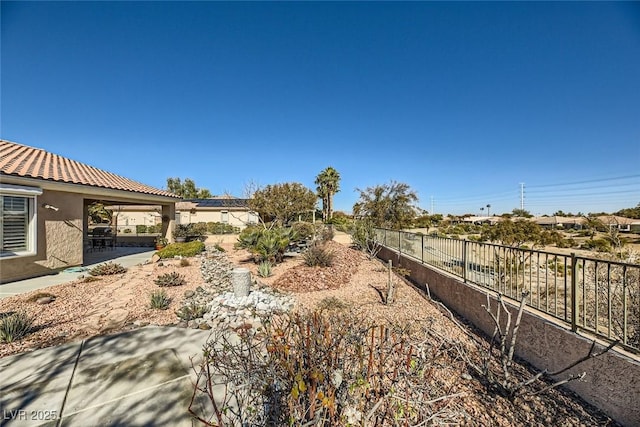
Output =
[
  {"x1": 178, "y1": 244, "x2": 296, "y2": 332},
  {"x1": 232, "y1": 268, "x2": 251, "y2": 298},
  {"x1": 151, "y1": 254, "x2": 161, "y2": 263},
  {"x1": 184, "y1": 290, "x2": 196, "y2": 298},
  {"x1": 36, "y1": 296, "x2": 55, "y2": 304}
]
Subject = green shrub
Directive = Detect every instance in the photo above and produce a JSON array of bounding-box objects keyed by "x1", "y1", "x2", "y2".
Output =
[
  {"x1": 191, "y1": 222, "x2": 209, "y2": 238},
  {"x1": 146, "y1": 224, "x2": 160, "y2": 234},
  {"x1": 149, "y1": 290, "x2": 171, "y2": 310},
  {"x1": 303, "y1": 242, "x2": 334, "y2": 267},
  {"x1": 0, "y1": 311, "x2": 33, "y2": 343},
  {"x1": 257, "y1": 261, "x2": 273, "y2": 278},
  {"x1": 581, "y1": 238, "x2": 611, "y2": 252},
  {"x1": 557, "y1": 238, "x2": 577, "y2": 248},
  {"x1": 83, "y1": 276, "x2": 102, "y2": 283},
  {"x1": 176, "y1": 304, "x2": 209, "y2": 321},
  {"x1": 154, "y1": 272, "x2": 186, "y2": 287},
  {"x1": 156, "y1": 241, "x2": 205, "y2": 258},
  {"x1": 290, "y1": 221, "x2": 315, "y2": 241},
  {"x1": 238, "y1": 226, "x2": 291, "y2": 263},
  {"x1": 136, "y1": 225, "x2": 147, "y2": 234},
  {"x1": 206, "y1": 222, "x2": 240, "y2": 234},
  {"x1": 89, "y1": 262, "x2": 127, "y2": 276}
]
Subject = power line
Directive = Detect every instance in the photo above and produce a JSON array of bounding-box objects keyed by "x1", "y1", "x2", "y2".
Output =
[{"x1": 527, "y1": 174, "x2": 640, "y2": 189}]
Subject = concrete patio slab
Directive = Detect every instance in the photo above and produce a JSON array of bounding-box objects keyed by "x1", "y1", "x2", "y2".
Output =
[
  {"x1": 0, "y1": 327, "x2": 219, "y2": 427},
  {"x1": 0, "y1": 342, "x2": 82, "y2": 427}
]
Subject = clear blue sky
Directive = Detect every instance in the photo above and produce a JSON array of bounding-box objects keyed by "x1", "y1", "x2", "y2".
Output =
[{"x1": 2, "y1": 1, "x2": 639, "y2": 216}]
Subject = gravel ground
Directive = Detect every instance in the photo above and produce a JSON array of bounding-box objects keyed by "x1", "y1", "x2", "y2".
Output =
[{"x1": 0, "y1": 237, "x2": 620, "y2": 426}]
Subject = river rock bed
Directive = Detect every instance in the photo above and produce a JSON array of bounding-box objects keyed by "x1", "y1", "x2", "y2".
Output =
[{"x1": 178, "y1": 246, "x2": 296, "y2": 331}]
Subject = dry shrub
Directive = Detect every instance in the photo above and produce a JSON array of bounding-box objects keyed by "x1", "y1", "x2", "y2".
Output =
[{"x1": 189, "y1": 310, "x2": 468, "y2": 426}]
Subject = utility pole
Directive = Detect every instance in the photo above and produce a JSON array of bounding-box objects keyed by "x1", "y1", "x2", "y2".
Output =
[{"x1": 520, "y1": 183, "x2": 525, "y2": 210}]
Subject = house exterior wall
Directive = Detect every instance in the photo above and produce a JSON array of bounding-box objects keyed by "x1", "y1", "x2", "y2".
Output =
[
  {"x1": 177, "y1": 209, "x2": 256, "y2": 227},
  {"x1": 1, "y1": 190, "x2": 84, "y2": 283},
  {"x1": 378, "y1": 246, "x2": 640, "y2": 427}
]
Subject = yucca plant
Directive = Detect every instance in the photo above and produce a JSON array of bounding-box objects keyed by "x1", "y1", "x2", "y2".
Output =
[
  {"x1": 257, "y1": 261, "x2": 273, "y2": 278},
  {"x1": 0, "y1": 311, "x2": 33, "y2": 343},
  {"x1": 149, "y1": 290, "x2": 171, "y2": 310},
  {"x1": 255, "y1": 228, "x2": 290, "y2": 263},
  {"x1": 154, "y1": 272, "x2": 186, "y2": 287}
]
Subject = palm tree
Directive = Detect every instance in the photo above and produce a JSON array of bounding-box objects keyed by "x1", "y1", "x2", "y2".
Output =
[
  {"x1": 480, "y1": 207, "x2": 485, "y2": 216},
  {"x1": 486, "y1": 204, "x2": 491, "y2": 216},
  {"x1": 315, "y1": 167, "x2": 341, "y2": 222}
]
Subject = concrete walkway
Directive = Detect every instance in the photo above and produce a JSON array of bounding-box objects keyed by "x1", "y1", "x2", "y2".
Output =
[
  {"x1": 0, "y1": 248, "x2": 157, "y2": 299},
  {"x1": 0, "y1": 326, "x2": 215, "y2": 426}
]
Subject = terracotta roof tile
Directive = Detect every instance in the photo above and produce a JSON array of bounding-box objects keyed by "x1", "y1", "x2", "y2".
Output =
[{"x1": 0, "y1": 140, "x2": 180, "y2": 198}]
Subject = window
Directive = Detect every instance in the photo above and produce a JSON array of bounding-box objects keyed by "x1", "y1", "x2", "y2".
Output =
[
  {"x1": 0, "y1": 184, "x2": 41, "y2": 257},
  {"x1": 221, "y1": 211, "x2": 229, "y2": 223}
]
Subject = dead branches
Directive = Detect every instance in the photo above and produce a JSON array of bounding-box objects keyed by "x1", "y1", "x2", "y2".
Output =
[{"x1": 480, "y1": 291, "x2": 619, "y2": 399}]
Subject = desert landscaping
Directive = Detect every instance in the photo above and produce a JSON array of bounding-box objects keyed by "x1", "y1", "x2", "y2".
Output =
[{"x1": 0, "y1": 234, "x2": 621, "y2": 425}]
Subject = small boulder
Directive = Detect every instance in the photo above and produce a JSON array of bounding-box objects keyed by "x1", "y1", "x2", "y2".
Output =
[{"x1": 36, "y1": 296, "x2": 55, "y2": 304}]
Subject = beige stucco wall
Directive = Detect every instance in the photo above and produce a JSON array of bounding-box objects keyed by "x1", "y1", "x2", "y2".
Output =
[
  {"x1": 378, "y1": 246, "x2": 640, "y2": 427},
  {"x1": 1, "y1": 190, "x2": 84, "y2": 283},
  {"x1": 176, "y1": 209, "x2": 257, "y2": 227},
  {"x1": 109, "y1": 206, "x2": 257, "y2": 229}
]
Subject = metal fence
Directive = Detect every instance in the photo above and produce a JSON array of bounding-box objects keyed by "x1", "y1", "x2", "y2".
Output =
[{"x1": 375, "y1": 228, "x2": 640, "y2": 353}]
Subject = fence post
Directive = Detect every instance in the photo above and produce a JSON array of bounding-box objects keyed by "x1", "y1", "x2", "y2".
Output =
[
  {"x1": 571, "y1": 252, "x2": 578, "y2": 332},
  {"x1": 462, "y1": 239, "x2": 468, "y2": 283},
  {"x1": 398, "y1": 230, "x2": 402, "y2": 256},
  {"x1": 421, "y1": 233, "x2": 425, "y2": 264}
]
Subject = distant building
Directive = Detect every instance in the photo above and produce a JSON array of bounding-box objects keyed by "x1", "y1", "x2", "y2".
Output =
[
  {"x1": 109, "y1": 196, "x2": 258, "y2": 232},
  {"x1": 596, "y1": 215, "x2": 640, "y2": 233},
  {"x1": 530, "y1": 216, "x2": 584, "y2": 230},
  {"x1": 176, "y1": 197, "x2": 258, "y2": 227}
]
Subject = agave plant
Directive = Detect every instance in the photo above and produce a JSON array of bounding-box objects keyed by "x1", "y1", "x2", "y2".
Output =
[
  {"x1": 0, "y1": 311, "x2": 33, "y2": 343},
  {"x1": 257, "y1": 261, "x2": 273, "y2": 278}
]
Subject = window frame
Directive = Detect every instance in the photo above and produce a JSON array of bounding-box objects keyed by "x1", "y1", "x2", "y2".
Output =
[{"x1": 0, "y1": 184, "x2": 42, "y2": 259}]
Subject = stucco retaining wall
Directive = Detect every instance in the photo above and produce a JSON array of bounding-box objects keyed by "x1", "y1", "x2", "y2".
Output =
[{"x1": 379, "y1": 246, "x2": 640, "y2": 426}]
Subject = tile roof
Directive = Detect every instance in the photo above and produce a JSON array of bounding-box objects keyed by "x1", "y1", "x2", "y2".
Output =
[{"x1": 0, "y1": 140, "x2": 180, "y2": 198}]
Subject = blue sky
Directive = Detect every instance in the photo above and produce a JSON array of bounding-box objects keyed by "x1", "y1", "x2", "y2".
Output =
[{"x1": 2, "y1": 1, "x2": 639, "y2": 216}]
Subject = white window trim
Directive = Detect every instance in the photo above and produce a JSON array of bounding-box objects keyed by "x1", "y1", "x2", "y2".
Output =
[{"x1": 1, "y1": 184, "x2": 42, "y2": 258}]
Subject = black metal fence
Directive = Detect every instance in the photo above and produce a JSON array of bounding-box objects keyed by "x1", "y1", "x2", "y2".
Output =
[{"x1": 375, "y1": 228, "x2": 640, "y2": 353}]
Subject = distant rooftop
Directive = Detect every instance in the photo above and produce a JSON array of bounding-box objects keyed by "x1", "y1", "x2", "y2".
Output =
[{"x1": 179, "y1": 198, "x2": 251, "y2": 209}]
